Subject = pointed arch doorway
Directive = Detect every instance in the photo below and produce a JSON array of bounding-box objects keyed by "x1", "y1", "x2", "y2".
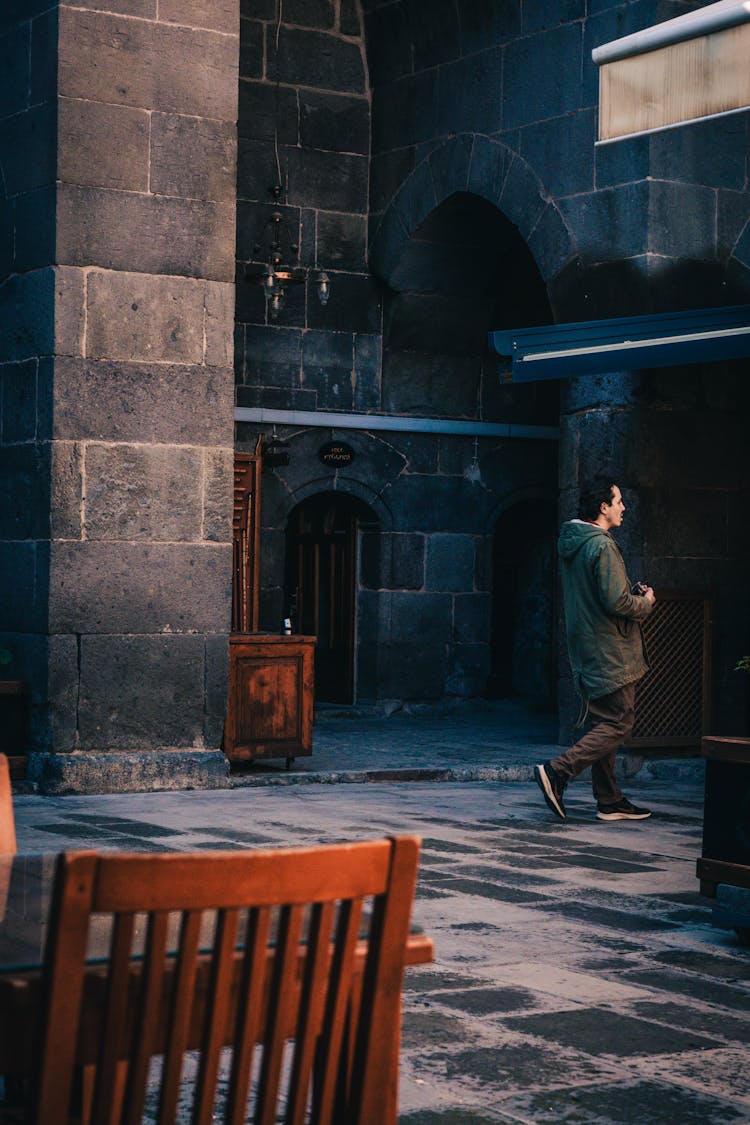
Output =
[{"x1": 285, "y1": 492, "x2": 371, "y2": 704}]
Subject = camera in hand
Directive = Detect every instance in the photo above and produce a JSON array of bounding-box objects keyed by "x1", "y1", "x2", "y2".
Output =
[{"x1": 631, "y1": 580, "x2": 649, "y2": 595}]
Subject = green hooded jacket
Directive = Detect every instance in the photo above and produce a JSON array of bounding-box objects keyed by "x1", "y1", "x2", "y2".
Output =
[{"x1": 558, "y1": 520, "x2": 652, "y2": 700}]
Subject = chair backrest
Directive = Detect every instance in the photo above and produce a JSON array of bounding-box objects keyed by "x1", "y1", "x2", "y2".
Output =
[
  {"x1": 0, "y1": 754, "x2": 17, "y2": 854},
  {"x1": 33, "y1": 836, "x2": 423, "y2": 1125}
]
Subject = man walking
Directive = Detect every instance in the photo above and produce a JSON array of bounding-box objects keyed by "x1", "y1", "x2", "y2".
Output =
[{"x1": 535, "y1": 478, "x2": 655, "y2": 822}]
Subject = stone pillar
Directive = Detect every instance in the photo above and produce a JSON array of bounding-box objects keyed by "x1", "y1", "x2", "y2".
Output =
[{"x1": 1, "y1": 1, "x2": 240, "y2": 792}]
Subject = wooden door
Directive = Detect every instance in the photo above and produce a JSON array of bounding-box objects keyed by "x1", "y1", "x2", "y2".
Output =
[{"x1": 287, "y1": 495, "x2": 356, "y2": 704}]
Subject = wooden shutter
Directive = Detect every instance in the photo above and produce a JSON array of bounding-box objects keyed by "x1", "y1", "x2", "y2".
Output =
[{"x1": 232, "y1": 436, "x2": 263, "y2": 634}]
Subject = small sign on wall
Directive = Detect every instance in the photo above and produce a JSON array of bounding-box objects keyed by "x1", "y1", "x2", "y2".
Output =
[{"x1": 318, "y1": 441, "x2": 355, "y2": 468}]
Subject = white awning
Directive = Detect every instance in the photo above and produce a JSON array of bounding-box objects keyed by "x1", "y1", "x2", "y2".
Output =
[{"x1": 594, "y1": 0, "x2": 750, "y2": 144}]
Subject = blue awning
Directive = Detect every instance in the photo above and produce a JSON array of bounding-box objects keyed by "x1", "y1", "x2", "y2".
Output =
[{"x1": 488, "y1": 305, "x2": 750, "y2": 382}]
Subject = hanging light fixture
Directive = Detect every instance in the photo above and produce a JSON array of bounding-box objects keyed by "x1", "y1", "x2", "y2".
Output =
[{"x1": 243, "y1": 1, "x2": 331, "y2": 322}]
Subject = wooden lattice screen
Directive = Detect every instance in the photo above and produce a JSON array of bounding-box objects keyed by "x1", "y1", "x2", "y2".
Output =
[
  {"x1": 630, "y1": 591, "x2": 713, "y2": 747},
  {"x1": 232, "y1": 436, "x2": 263, "y2": 634}
]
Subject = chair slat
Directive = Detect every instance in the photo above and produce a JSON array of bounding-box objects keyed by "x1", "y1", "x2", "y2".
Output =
[
  {"x1": 192, "y1": 907, "x2": 240, "y2": 1125},
  {"x1": 33, "y1": 853, "x2": 97, "y2": 1125},
  {"x1": 285, "y1": 901, "x2": 335, "y2": 1125},
  {"x1": 91, "y1": 911, "x2": 136, "y2": 1125},
  {"x1": 311, "y1": 897, "x2": 364, "y2": 1124},
  {"x1": 0, "y1": 754, "x2": 17, "y2": 855},
  {"x1": 350, "y1": 836, "x2": 421, "y2": 1125},
  {"x1": 157, "y1": 909, "x2": 203, "y2": 1123},
  {"x1": 254, "y1": 904, "x2": 305, "y2": 1125},
  {"x1": 122, "y1": 910, "x2": 169, "y2": 1125},
  {"x1": 225, "y1": 906, "x2": 272, "y2": 1125}
]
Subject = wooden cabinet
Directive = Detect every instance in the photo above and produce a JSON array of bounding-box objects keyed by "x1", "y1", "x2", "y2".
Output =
[
  {"x1": 225, "y1": 635, "x2": 315, "y2": 766},
  {"x1": 697, "y1": 736, "x2": 750, "y2": 896}
]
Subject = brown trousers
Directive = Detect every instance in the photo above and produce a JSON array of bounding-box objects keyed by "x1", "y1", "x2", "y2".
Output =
[{"x1": 550, "y1": 682, "x2": 636, "y2": 806}]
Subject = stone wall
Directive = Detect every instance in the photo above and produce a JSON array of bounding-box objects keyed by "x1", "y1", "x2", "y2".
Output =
[
  {"x1": 2, "y1": 1, "x2": 241, "y2": 789},
  {"x1": 234, "y1": 0, "x2": 378, "y2": 414}
]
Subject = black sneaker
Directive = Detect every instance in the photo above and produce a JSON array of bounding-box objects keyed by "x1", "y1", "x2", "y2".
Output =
[
  {"x1": 596, "y1": 797, "x2": 651, "y2": 821},
  {"x1": 534, "y1": 762, "x2": 566, "y2": 820}
]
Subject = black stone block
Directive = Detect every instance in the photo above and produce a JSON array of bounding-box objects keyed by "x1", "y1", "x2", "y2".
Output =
[
  {"x1": 282, "y1": 0, "x2": 334, "y2": 30},
  {"x1": 717, "y1": 190, "x2": 750, "y2": 263},
  {"x1": 244, "y1": 325, "x2": 303, "y2": 388},
  {"x1": 428, "y1": 134, "x2": 473, "y2": 206},
  {"x1": 370, "y1": 148, "x2": 416, "y2": 213},
  {"x1": 453, "y1": 593, "x2": 492, "y2": 645},
  {"x1": 339, "y1": 0, "x2": 361, "y2": 36},
  {"x1": 595, "y1": 133, "x2": 650, "y2": 188},
  {"x1": 382, "y1": 351, "x2": 479, "y2": 418},
  {"x1": 0, "y1": 22, "x2": 31, "y2": 117},
  {"x1": 301, "y1": 329, "x2": 354, "y2": 409},
  {"x1": 467, "y1": 136, "x2": 513, "y2": 205},
  {"x1": 353, "y1": 334, "x2": 382, "y2": 411},
  {"x1": 276, "y1": 26, "x2": 365, "y2": 93},
  {"x1": 236, "y1": 385, "x2": 318, "y2": 411},
  {"x1": 649, "y1": 180, "x2": 717, "y2": 259},
  {"x1": 30, "y1": 8, "x2": 57, "y2": 104},
  {"x1": 558, "y1": 182, "x2": 650, "y2": 265},
  {"x1": 522, "y1": 0, "x2": 584, "y2": 34},
  {"x1": 437, "y1": 49, "x2": 503, "y2": 136},
  {"x1": 520, "y1": 109, "x2": 596, "y2": 199},
  {"x1": 360, "y1": 529, "x2": 382, "y2": 589},
  {"x1": 0, "y1": 444, "x2": 50, "y2": 538},
  {"x1": 0, "y1": 359, "x2": 37, "y2": 442},
  {"x1": 316, "y1": 212, "x2": 367, "y2": 271},
  {"x1": 0, "y1": 545, "x2": 46, "y2": 636},
  {"x1": 0, "y1": 270, "x2": 55, "y2": 364},
  {"x1": 363, "y1": 4, "x2": 412, "y2": 86},
  {"x1": 426, "y1": 534, "x2": 476, "y2": 593},
  {"x1": 406, "y1": 0, "x2": 461, "y2": 71},
  {"x1": 383, "y1": 473, "x2": 490, "y2": 533},
  {"x1": 306, "y1": 273, "x2": 381, "y2": 334},
  {"x1": 299, "y1": 89, "x2": 369, "y2": 154},
  {"x1": 239, "y1": 17, "x2": 263, "y2": 78},
  {"x1": 393, "y1": 589, "x2": 452, "y2": 643},
  {"x1": 371, "y1": 71, "x2": 438, "y2": 154},
  {"x1": 652, "y1": 114, "x2": 747, "y2": 190},
  {"x1": 379, "y1": 642, "x2": 446, "y2": 700},
  {"x1": 284, "y1": 146, "x2": 368, "y2": 213},
  {"x1": 504, "y1": 23, "x2": 583, "y2": 130},
  {"x1": 13, "y1": 185, "x2": 56, "y2": 272},
  {"x1": 527, "y1": 202, "x2": 575, "y2": 282},
  {"x1": 238, "y1": 80, "x2": 299, "y2": 143},
  {"x1": 385, "y1": 292, "x2": 485, "y2": 357},
  {"x1": 457, "y1": 0, "x2": 520, "y2": 53},
  {"x1": 391, "y1": 533, "x2": 425, "y2": 590}
]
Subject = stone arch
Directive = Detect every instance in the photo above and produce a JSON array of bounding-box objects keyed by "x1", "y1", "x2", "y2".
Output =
[
  {"x1": 284, "y1": 475, "x2": 394, "y2": 532},
  {"x1": 369, "y1": 133, "x2": 576, "y2": 289},
  {"x1": 727, "y1": 215, "x2": 750, "y2": 299}
]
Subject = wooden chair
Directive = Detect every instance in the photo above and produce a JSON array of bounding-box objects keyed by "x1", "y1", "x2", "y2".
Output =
[
  {"x1": 32, "y1": 836, "x2": 430, "y2": 1124},
  {"x1": 0, "y1": 754, "x2": 16, "y2": 855}
]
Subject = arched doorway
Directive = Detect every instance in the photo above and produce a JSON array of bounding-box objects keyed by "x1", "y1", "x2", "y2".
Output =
[
  {"x1": 285, "y1": 492, "x2": 375, "y2": 704},
  {"x1": 489, "y1": 500, "x2": 557, "y2": 708}
]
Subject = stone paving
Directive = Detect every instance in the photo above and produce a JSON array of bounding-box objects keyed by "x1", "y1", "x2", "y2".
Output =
[{"x1": 12, "y1": 764, "x2": 750, "y2": 1123}]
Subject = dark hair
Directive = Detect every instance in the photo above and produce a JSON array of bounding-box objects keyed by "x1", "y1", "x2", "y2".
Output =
[{"x1": 578, "y1": 477, "x2": 617, "y2": 521}]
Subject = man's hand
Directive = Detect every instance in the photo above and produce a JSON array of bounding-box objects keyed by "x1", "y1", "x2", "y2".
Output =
[{"x1": 643, "y1": 586, "x2": 656, "y2": 605}]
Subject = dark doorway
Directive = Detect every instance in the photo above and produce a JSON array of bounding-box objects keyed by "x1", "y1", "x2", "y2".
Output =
[
  {"x1": 488, "y1": 500, "x2": 557, "y2": 708},
  {"x1": 285, "y1": 493, "x2": 360, "y2": 704}
]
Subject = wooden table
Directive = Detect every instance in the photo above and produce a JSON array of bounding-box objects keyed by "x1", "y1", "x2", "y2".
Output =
[{"x1": 0, "y1": 854, "x2": 433, "y2": 1084}]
